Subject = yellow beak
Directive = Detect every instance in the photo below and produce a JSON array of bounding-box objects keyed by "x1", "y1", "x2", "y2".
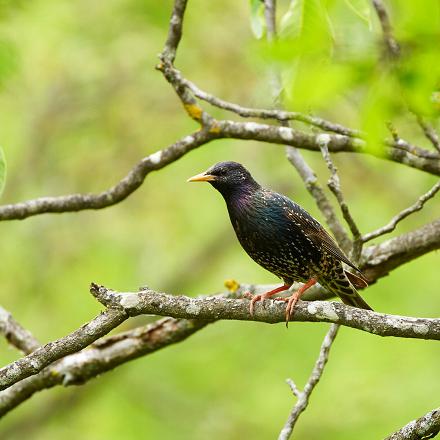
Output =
[{"x1": 187, "y1": 172, "x2": 216, "y2": 182}]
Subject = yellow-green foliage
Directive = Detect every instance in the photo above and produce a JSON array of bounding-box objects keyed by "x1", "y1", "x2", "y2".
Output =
[{"x1": 0, "y1": 1, "x2": 439, "y2": 439}]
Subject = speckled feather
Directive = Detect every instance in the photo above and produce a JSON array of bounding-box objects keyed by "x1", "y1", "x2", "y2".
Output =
[{"x1": 194, "y1": 161, "x2": 371, "y2": 310}]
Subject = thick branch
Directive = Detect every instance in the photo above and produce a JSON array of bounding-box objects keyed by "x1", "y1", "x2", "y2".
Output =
[
  {"x1": 0, "y1": 317, "x2": 207, "y2": 418},
  {"x1": 217, "y1": 120, "x2": 440, "y2": 176},
  {"x1": 91, "y1": 285, "x2": 440, "y2": 340},
  {"x1": 0, "y1": 308, "x2": 127, "y2": 391},
  {"x1": 1, "y1": 121, "x2": 438, "y2": 222},
  {"x1": 385, "y1": 407, "x2": 440, "y2": 440},
  {"x1": 0, "y1": 307, "x2": 40, "y2": 355},
  {"x1": 279, "y1": 324, "x2": 340, "y2": 440},
  {"x1": 1, "y1": 199, "x2": 437, "y2": 393},
  {"x1": 0, "y1": 129, "x2": 216, "y2": 221}
]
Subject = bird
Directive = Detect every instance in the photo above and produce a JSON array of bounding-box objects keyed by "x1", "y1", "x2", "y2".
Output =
[{"x1": 187, "y1": 161, "x2": 372, "y2": 324}]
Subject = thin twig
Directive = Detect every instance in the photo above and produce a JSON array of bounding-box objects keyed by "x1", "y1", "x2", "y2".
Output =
[
  {"x1": 318, "y1": 134, "x2": 363, "y2": 259},
  {"x1": 162, "y1": 0, "x2": 188, "y2": 63},
  {"x1": 285, "y1": 378, "x2": 301, "y2": 398},
  {"x1": 179, "y1": 72, "x2": 440, "y2": 163},
  {"x1": 182, "y1": 75, "x2": 361, "y2": 137},
  {"x1": 362, "y1": 180, "x2": 440, "y2": 243},
  {"x1": 264, "y1": 0, "x2": 277, "y2": 40},
  {"x1": 286, "y1": 147, "x2": 352, "y2": 253},
  {"x1": 416, "y1": 115, "x2": 440, "y2": 153},
  {"x1": 385, "y1": 407, "x2": 440, "y2": 440},
  {"x1": 278, "y1": 324, "x2": 340, "y2": 440},
  {"x1": 371, "y1": 0, "x2": 400, "y2": 58},
  {"x1": 0, "y1": 306, "x2": 40, "y2": 355}
]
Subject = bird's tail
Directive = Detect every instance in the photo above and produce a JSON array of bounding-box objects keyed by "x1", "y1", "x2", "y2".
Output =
[{"x1": 320, "y1": 267, "x2": 372, "y2": 311}]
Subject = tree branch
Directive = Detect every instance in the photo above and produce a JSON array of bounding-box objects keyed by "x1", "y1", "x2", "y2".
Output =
[
  {"x1": 416, "y1": 115, "x2": 440, "y2": 154},
  {"x1": 0, "y1": 267, "x2": 436, "y2": 400},
  {"x1": 172, "y1": 64, "x2": 440, "y2": 164},
  {"x1": 0, "y1": 129, "x2": 216, "y2": 221},
  {"x1": 286, "y1": 147, "x2": 352, "y2": 253},
  {"x1": 162, "y1": 0, "x2": 188, "y2": 63},
  {"x1": 318, "y1": 134, "x2": 362, "y2": 258},
  {"x1": 0, "y1": 317, "x2": 207, "y2": 418},
  {"x1": 385, "y1": 407, "x2": 440, "y2": 440},
  {"x1": 0, "y1": 307, "x2": 40, "y2": 355},
  {"x1": 362, "y1": 180, "x2": 440, "y2": 243},
  {"x1": 0, "y1": 307, "x2": 128, "y2": 391},
  {"x1": 371, "y1": 0, "x2": 400, "y2": 58},
  {"x1": 362, "y1": 218, "x2": 440, "y2": 281},
  {"x1": 216, "y1": 120, "x2": 440, "y2": 176},
  {"x1": 278, "y1": 324, "x2": 340, "y2": 440}
]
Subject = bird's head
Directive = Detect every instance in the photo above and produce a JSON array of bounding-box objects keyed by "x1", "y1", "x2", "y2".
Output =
[{"x1": 187, "y1": 161, "x2": 259, "y2": 196}]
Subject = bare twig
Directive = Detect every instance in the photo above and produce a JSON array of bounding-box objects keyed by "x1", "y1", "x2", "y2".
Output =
[
  {"x1": 385, "y1": 407, "x2": 440, "y2": 440},
  {"x1": 286, "y1": 378, "x2": 301, "y2": 398},
  {"x1": 278, "y1": 324, "x2": 340, "y2": 440},
  {"x1": 371, "y1": 0, "x2": 400, "y2": 58},
  {"x1": 178, "y1": 70, "x2": 440, "y2": 164},
  {"x1": 362, "y1": 218, "x2": 440, "y2": 282},
  {"x1": 286, "y1": 147, "x2": 352, "y2": 252},
  {"x1": 416, "y1": 115, "x2": 440, "y2": 153},
  {"x1": 264, "y1": 0, "x2": 277, "y2": 40},
  {"x1": 362, "y1": 181, "x2": 440, "y2": 243},
  {"x1": 181, "y1": 74, "x2": 361, "y2": 136},
  {"x1": 162, "y1": 0, "x2": 188, "y2": 63},
  {"x1": 0, "y1": 306, "x2": 40, "y2": 355},
  {"x1": 318, "y1": 134, "x2": 363, "y2": 259}
]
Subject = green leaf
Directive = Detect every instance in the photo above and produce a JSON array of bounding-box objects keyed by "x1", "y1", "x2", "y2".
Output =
[
  {"x1": 344, "y1": 0, "x2": 372, "y2": 29},
  {"x1": 249, "y1": 0, "x2": 266, "y2": 39},
  {"x1": 279, "y1": 0, "x2": 334, "y2": 55},
  {"x1": 0, "y1": 147, "x2": 6, "y2": 197},
  {"x1": 280, "y1": 0, "x2": 304, "y2": 38}
]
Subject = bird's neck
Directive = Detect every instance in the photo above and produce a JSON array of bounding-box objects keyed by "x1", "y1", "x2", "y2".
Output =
[{"x1": 223, "y1": 184, "x2": 261, "y2": 217}]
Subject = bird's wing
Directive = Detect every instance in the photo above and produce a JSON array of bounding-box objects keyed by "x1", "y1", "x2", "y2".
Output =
[{"x1": 278, "y1": 193, "x2": 362, "y2": 273}]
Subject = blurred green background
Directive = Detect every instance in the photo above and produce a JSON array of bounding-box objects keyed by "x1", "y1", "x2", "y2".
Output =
[{"x1": 0, "y1": 0, "x2": 439, "y2": 438}]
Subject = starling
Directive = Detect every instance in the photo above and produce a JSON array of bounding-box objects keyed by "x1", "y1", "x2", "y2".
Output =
[{"x1": 188, "y1": 161, "x2": 372, "y2": 323}]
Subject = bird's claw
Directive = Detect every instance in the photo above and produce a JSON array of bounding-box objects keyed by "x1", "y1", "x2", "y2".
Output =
[
  {"x1": 284, "y1": 293, "x2": 300, "y2": 328},
  {"x1": 249, "y1": 294, "x2": 263, "y2": 317}
]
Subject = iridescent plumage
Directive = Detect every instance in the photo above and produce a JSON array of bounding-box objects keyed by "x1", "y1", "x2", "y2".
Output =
[{"x1": 188, "y1": 161, "x2": 371, "y2": 322}]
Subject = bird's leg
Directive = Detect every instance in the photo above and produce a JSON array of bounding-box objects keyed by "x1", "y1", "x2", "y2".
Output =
[
  {"x1": 247, "y1": 284, "x2": 291, "y2": 317},
  {"x1": 284, "y1": 278, "x2": 317, "y2": 327}
]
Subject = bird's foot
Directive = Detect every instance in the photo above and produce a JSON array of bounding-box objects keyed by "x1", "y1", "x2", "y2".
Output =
[
  {"x1": 283, "y1": 278, "x2": 318, "y2": 328},
  {"x1": 246, "y1": 284, "x2": 291, "y2": 317},
  {"x1": 283, "y1": 293, "x2": 301, "y2": 327}
]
